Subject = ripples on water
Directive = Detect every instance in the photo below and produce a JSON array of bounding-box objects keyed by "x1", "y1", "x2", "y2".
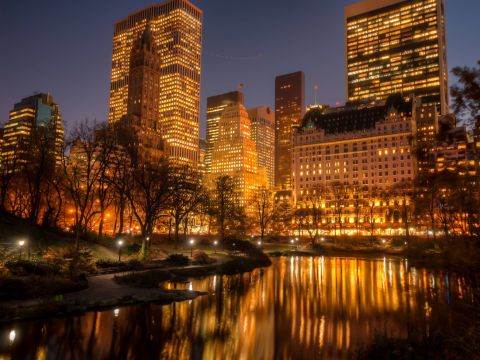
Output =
[{"x1": 0, "y1": 256, "x2": 475, "y2": 360}]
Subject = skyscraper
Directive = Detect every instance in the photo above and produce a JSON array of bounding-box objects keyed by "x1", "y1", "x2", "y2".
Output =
[
  {"x1": 108, "y1": 0, "x2": 203, "y2": 166},
  {"x1": 210, "y1": 103, "x2": 267, "y2": 211},
  {"x1": 123, "y1": 24, "x2": 164, "y2": 160},
  {"x1": 1, "y1": 94, "x2": 64, "y2": 171},
  {"x1": 345, "y1": 0, "x2": 448, "y2": 114},
  {"x1": 205, "y1": 91, "x2": 244, "y2": 173},
  {"x1": 248, "y1": 106, "x2": 275, "y2": 188},
  {"x1": 275, "y1": 71, "x2": 305, "y2": 190}
]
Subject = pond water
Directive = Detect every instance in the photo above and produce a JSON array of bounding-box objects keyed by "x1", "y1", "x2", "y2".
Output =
[{"x1": 0, "y1": 256, "x2": 475, "y2": 360}]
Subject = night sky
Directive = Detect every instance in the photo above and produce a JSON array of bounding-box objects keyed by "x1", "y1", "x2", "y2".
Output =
[{"x1": 0, "y1": 0, "x2": 479, "y2": 137}]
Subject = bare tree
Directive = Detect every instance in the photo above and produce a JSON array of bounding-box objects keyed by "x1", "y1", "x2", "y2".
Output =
[
  {"x1": 209, "y1": 175, "x2": 244, "y2": 242},
  {"x1": 331, "y1": 182, "x2": 348, "y2": 239},
  {"x1": 303, "y1": 187, "x2": 325, "y2": 246},
  {"x1": 166, "y1": 165, "x2": 205, "y2": 245},
  {"x1": 62, "y1": 120, "x2": 107, "y2": 250},
  {"x1": 253, "y1": 186, "x2": 275, "y2": 242},
  {"x1": 124, "y1": 158, "x2": 170, "y2": 259},
  {"x1": 351, "y1": 186, "x2": 364, "y2": 237},
  {"x1": 363, "y1": 187, "x2": 383, "y2": 241}
]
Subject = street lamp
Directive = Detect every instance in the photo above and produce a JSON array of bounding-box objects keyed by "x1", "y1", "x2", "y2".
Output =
[
  {"x1": 117, "y1": 240, "x2": 124, "y2": 262},
  {"x1": 18, "y1": 240, "x2": 25, "y2": 260},
  {"x1": 9, "y1": 330, "x2": 15, "y2": 344},
  {"x1": 213, "y1": 240, "x2": 218, "y2": 253},
  {"x1": 189, "y1": 239, "x2": 195, "y2": 257},
  {"x1": 257, "y1": 240, "x2": 262, "y2": 248}
]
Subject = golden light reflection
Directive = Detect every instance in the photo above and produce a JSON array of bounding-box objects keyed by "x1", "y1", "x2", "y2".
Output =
[{"x1": 0, "y1": 257, "x2": 474, "y2": 360}]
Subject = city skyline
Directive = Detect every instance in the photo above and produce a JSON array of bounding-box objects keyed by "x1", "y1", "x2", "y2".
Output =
[{"x1": 0, "y1": 0, "x2": 478, "y2": 138}]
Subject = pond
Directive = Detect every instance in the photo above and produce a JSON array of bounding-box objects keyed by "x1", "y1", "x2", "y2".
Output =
[{"x1": 0, "y1": 256, "x2": 475, "y2": 359}]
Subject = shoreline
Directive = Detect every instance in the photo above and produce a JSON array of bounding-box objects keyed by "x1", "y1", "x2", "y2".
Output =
[
  {"x1": 267, "y1": 247, "x2": 479, "y2": 274},
  {"x1": 1, "y1": 249, "x2": 477, "y2": 324},
  {"x1": 0, "y1": 255, "x2": 271, "y2": 324}
]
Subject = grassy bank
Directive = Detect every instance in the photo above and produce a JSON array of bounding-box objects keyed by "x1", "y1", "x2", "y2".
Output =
[{"x1": 115, "y1": 255, "x2": 272, "y2": 288}]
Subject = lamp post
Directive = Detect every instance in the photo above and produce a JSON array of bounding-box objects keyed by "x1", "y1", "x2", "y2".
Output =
[
  {"x1": 189, "y1": 239, "x2": 195, "y2": 257},
  {"x1": 146, "y1": 236, "x2": 150, "y2": 250},
  {"x1": 117, "y1": 240, "x2": 124, "y2": 262},
  {"x1": 9, "y1": 330, "x2": 15, "y2": 344},
  {"x1": 18, "y1": 240, "x2": 25, "y2": 260},
  {"x1": 213, "y1": 240, "x2": 218, "y2": 254}
]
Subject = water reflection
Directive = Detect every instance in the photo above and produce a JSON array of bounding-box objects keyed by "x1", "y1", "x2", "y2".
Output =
[{"x1": 0, "y1": 257, "x2": 474, "y2": 360}]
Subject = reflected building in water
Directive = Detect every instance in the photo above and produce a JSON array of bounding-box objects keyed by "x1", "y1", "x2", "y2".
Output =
[{"x1": 1, "y1": 257, "x2": 473, "y2": 360}]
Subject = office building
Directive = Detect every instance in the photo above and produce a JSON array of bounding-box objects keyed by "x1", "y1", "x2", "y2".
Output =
[
  {"x1": 108, "y1": 0, "x2": 203, "y2": 166},
  {"x1": 205, "y1": 91, "x2": 244, "y2": 172},
  {"x1": 275, "y1": 71, "x2": 305, "y2": 190},
  {"x1": 210, "y1": 103, "x2": 267, "y2": 212},
  {"x1": 345, "y1": 0, "x2": 449, "y2": 114},
  {"x1": 1, "y1": 94, "x2": 64, "y2": 172},
  {"x1": 248, "y1": 106, "x2": 275, "y2": 188}
]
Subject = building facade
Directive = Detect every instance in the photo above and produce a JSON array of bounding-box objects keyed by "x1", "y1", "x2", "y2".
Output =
[
  {"x1": 275, "y1": 71, "x2": 305, "y2": 190},
  {"x1": 108, "y1": 0, "x2": 203, "y2": 166},
  {"x1": 292, "y1": 95, "x2": 417, "y2": 234},
  {"x1": 345, "y1": 0, "x2": 449, "y2": 114},
  {"x1": 248, "y1": 106, "x2": 275, "y2": 188},
  {"x1": 205, "y1": 91, "x2": 244, "y2": 173},
  {"x1": 120, "y1": 24, "x2": 165, "y2": 161},
  {"x1": 210, "y1": 103, "x2": 267, "y2": 211},
  {"x1": 1, "y1": 94, "x2": 64, "y2": 172}
]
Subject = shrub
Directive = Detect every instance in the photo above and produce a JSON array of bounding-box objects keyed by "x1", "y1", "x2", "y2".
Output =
[
  {"x1": 126, "y1": 243, "x2": 142, "y2": 256},
  {"x1": 223, "y1": 238, "x2": 263, "y2": 257},
  {"x1": 5, "y1": 259, "x2": 61, "y2": 276},
  {"x1": 192, "y1": 250, "x2": 216, "y2": 265},
  {"x1": 96, "y1": 259, "x2": 124, "y2": 268},
  {"x1": 165, "y1": 254, "x2": 190, "y2": 266}
]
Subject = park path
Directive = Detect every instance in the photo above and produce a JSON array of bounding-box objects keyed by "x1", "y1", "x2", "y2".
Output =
[{"x1": 63, "y1": 258, "x2": 228, "y2": 303}]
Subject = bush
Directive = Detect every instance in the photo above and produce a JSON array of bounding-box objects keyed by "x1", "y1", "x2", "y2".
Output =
[
  {"x1": 126, "y1": 243, "x2": 142, "y2": 256},
  {"x1": 192, "y1": 250, "x2": 216, "y2": 265},
  {"x1": 95, "y1": 259, "x2": 144, "y2": 270},
  {"x1": 0, "y1": 275, "x2": 87, "y2": 301},
  {"x1": 223, "y1": 238, "x2": 263, "y2": 257},
  {"x1": 165, "y1": 254, "x2": 190, "y2": 266},
  {"x1": 96, "y1": 259, "x2": 124, "y2": 268},
  {"x1": 5, "y1": 259, "x2": 61, "y2": 276}
]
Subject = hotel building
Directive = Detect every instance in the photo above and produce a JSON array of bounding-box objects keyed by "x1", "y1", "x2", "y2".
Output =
[
  {"x1": 292, "y1": 95, "x2": 418, "y2": 234},
  {"x1": 205, "y1": 91, "x2": 244, "y2": 173},
  {"x1": 1, "y1": 94, "x2": 64, "y2": 172},
  {"x1": 248, "y1": 106, "x2": 275, "y2": 188},
  {"x1": 345, "y1": 0, "x2": 449, "y2": 115},
  {"x1": 275, "y1": 71, "x2": 305, "y2": 190},
  {"x1": 108, "y1": 0, "x2": 203, "y2": 166},
  {"x1": 210, "y1": 103, "x2": 267, "y2": 212}
]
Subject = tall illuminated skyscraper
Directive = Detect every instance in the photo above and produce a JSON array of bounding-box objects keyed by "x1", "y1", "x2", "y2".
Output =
[
  {"x1": 210, "y1": 103, "x2": 267, "y2": 211},
  {"x1": 275, "y1": 71, "x2": 305, "y2": 190},
  {"x1": 345, "y1": 0, "x2": 448, "y2": 114},
  {"x1": 205, "y1": 91, "x2": 244, "y2": 173},
  {"x1": 1, "y1": 94, "x2": 64, "y2": 172},
  {"x1": 248, "y1": 106, "x2": 275, "y2": 188},
  {"x1": 108, "y1": 0, "x2": 203, "y2": 166}
]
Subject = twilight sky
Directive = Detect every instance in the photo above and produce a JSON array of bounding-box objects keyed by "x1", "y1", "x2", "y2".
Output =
[{"x1": 0, "y1": 0, "x2": 479, "y2": 137}]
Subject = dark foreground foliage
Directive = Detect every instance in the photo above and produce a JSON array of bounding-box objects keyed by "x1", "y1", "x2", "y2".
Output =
[{"x1": 0, "y1": 275, "x2": 87, "y2": 301}]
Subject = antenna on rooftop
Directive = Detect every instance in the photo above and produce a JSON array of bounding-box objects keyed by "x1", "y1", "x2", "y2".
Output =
[{"x1": 314, "y1": 85, "x2": 319, "y2": 105}]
